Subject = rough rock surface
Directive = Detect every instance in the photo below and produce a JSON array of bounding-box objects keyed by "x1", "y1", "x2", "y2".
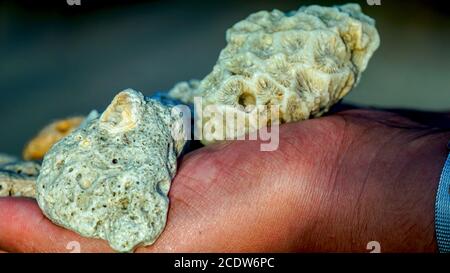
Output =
[
  {"x1": 0, "y1": 157, "x2": 40, "y2": 197},
  {"x1": 36, "y1": 89, "x2": 186, "y2": 252},
  {"x1": 169, "y1": 3, "x2": 380, "y2": 144},
  {"x1": 23, "y1": 116, "x2": 85, "y2": 160}
]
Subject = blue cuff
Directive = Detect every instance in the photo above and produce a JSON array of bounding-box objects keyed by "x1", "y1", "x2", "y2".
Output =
[{"x1": 435, "y1": 142, "x2": 450, "y2": 253}]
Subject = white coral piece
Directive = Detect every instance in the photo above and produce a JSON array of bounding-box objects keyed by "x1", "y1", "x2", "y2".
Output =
[{"x1": 169, "y1": 3, "x2": 380, "y2": 144}]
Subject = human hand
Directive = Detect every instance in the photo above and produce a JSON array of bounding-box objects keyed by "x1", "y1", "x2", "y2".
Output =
[{"x1": 1, "y1": 108, "x2": 449, "y2": 252}]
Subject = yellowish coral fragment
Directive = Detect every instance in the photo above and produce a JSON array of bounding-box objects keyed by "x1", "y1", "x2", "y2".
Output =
[{"x1": 23, "y1": 117, "x2": 84, "y2": 160}]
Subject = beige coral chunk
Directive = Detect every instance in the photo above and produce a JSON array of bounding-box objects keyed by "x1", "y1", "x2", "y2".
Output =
[
  {"x1": 0, "y1": 173, "x2": 36, "y2": 197},
  {"x1": 23, "y1": 117, "x2": 84, "y2": 160},
  {"x1": 0, "y1": 158, "x2": 40, "y2": 197},
  {"x1": 169, "y1": 3, "x2": 380, "y2": 144}
]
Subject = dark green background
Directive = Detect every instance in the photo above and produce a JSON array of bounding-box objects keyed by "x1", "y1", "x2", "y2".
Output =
[{"x1": 1, "y1": 0, "x2": 449, "y2": 156}]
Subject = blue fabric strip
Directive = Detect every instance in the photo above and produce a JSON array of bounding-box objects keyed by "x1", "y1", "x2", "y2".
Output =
[{"x1": 436, "y1": 145, "x2": 450, "y2": 253}]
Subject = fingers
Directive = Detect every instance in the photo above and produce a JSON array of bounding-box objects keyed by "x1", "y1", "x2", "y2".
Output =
[{"x1": 0, "y1": 197, "x2": 113, "y2": 253}]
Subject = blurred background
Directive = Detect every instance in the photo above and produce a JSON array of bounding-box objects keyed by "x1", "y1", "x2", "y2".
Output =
[{"x1": 0, "y1": 0, "x2": 449, "y2": 156}]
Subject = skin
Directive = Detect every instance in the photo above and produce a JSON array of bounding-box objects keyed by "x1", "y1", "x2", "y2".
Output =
[{"x1": 0, "y1": 108, "x2": 449, "y2": 253}]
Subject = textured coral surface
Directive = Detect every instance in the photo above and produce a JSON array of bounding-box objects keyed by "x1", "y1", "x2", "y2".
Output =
[
  {"x1": 169, "y1": 3, "x2": 379, "y2": 144},
  {"x1": 36, "y1": 89, "x2": 186, "y2": 252},
  {"x1": 0, "y1": 155, "x2": 39, "y2": 197}
]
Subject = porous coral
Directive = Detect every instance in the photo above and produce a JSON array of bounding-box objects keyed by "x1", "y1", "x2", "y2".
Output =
[
  {"x1": 0, "y1": 157, "x2": 40, "y2": 197},
  {"x1": 169, "y1": 3, "x2": 380, "y2": 144},
  {"x1": 36, "y1": 89, "x2": 186, "y2": 252}
]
